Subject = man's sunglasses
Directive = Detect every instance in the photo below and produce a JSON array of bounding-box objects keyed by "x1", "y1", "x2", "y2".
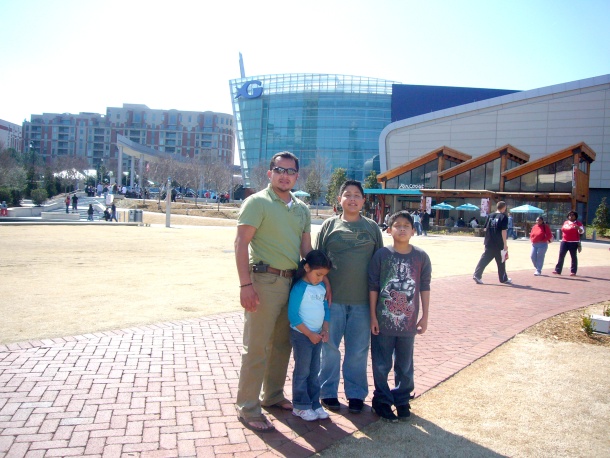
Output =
[{"x1": 272, "y1": 166, "x2": 298, "y2": 176}]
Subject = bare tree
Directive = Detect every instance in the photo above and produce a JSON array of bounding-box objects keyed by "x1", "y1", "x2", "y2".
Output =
[
  {"x1": 52, "y1": 155, "x2": 89, "y2": 193},
  {"x1": 248, "y1": 163, "x2": 270, "y2": 192},
  {"x1": 206, "y1": 161, "x2": 233, "y2": 210}
]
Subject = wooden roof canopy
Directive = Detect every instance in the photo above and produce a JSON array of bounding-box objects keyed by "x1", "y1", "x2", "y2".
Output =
[
  {"x1": 377, "y1": 146, "x2": 471, "y2": 182},
  {"x1": 502, "y1": 142, "x2": 596, "y2": 181},
  {"x1": 438, "y1": 144, "x2": 530, "y2": 180}
]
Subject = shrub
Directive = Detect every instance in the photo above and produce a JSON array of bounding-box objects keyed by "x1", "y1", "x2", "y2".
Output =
[
  {"x1": 0, "y1": 187, "x2": 10, "y2": 206},
  {"x1": 30, "y1": 189, "x2": 48, "y2": 206},
  {"x1": 581, "y1": 314, "x2": 594, "y2": 336},
  {"x1": 592, "y1": 197, "x2": 609, "y2": 237}
]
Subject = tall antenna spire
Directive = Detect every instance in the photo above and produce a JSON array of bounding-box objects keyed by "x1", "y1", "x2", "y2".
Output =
[{"x1": 239, "y1": 52, "x2": 246, "y2": 78}]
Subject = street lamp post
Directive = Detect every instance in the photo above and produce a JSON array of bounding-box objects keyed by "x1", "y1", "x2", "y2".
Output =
[{"x1": 165, "y1": 176, "x2": 171, "y2": 228}]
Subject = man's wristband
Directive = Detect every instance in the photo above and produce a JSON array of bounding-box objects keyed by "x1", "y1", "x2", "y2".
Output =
[{"x1": 240, "y1": 283, "x2": 253, "y2": 288}]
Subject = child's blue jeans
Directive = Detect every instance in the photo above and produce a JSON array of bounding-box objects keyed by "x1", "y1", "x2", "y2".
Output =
[
  {"x1": 371, "y1": 333, "x2": 415, "y2": 407},
  {"x1": 290, "y1": 329, "x2": 323, "y2": 411}
]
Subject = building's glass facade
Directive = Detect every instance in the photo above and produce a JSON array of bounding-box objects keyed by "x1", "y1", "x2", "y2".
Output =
[{"x1": 230, "y1": 74, "x2": 397, "y2": 187}]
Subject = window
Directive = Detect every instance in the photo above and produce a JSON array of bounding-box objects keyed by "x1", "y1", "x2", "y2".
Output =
[
  {"x1": 455, "y1": 171, "x2": 470, "y2": 189},
  {"x1": 470, "y1": 164, "x2": 485, "y2": 190},
  {"x1": 537, "y1": 163, "x2": 555, "y2": 192}
]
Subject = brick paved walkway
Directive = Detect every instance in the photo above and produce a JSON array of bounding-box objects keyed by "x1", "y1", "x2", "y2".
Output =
[{"x1": 1, "y1": 266, "x2": 609, "y2": 457}]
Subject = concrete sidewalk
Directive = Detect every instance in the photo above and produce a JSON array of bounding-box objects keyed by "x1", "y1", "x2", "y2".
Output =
[{"x1": 1, "y1": 265, "x2": 609, "y2": 457}]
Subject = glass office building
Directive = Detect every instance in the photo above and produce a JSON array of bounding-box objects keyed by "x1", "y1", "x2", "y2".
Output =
[{"x1": 229, "y1": 74, "x2": 397, "y2": 187}]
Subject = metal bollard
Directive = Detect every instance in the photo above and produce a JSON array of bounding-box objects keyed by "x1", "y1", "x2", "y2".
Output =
[
  {"x1": 592, "y1": 230, "x2": 597, "y2": 241},
  {"x1": 556, "y1": 229, "x2": 561, "y2": 240}
]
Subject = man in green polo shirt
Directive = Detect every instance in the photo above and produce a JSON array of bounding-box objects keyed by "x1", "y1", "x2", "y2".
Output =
[{"x1": 234, "y1": 151, "x2": 312, "y2": 432}]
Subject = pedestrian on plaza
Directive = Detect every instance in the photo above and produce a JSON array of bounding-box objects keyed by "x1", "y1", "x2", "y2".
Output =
[
  {"x1": 71, "y1": 194, "x2": 78, "y2": 212},
  {"x1": 368, "y1": 210, "x2": 432, "y2": 422},
  {"x1": 103, "y1": 207, "x2": 111, "y2": 221},
  {"x1": 412, "y1": 211, "x2": 422, "y2": 236},
  {"x1": 234, "y1": 151, "x2": 312, "y2": 433},
  {"x1": 421, "y1": 211, "x2": 430, "y2": 236},
  {"x1": 87, "y1": 204, "x2": 94, "y2": 221},
  {"x1": 553, "y1": 210, "x2": 585, "y2": 276},
  {"x1": 529, "y1": 216, "x2": 553, "y2": 276},
  {"x1": 288, "y1": 250, "x2": 332, "y2": 422},
  {"x1": 111, "y1": 203, "x2": 118, "y2": 222},
  {"x1": 316, "y1": 180, "x2": 384, "y2": 414},
  {"x1": 65, "y1": 195, "x2": 70, "y2": 213},
  {"x1": 473, "y1": 201, "x2": 513, "y2": 285}
]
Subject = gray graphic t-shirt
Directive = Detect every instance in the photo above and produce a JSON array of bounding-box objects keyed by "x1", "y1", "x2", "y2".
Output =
[{"x1": 368, "y1": 246, "x2": 432, "y2": 337}]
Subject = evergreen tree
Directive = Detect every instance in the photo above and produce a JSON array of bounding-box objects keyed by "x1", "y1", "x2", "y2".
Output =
[
  {"x1": 326, "y1": 168, "x2": 347, "y2": 210},
  {"x1": 364, "y1": 170, "x2": 380, "y2": 189},
  {"x1": 592, "y1": 197, "x2": 610, "y2": 237}
]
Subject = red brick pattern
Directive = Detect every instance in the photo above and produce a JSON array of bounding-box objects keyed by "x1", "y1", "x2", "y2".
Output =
[{"x1": 1, "y1": 266, "x2": 609, "y2": 457}]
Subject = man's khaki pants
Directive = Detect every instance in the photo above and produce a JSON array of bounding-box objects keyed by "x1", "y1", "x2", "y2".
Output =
[{"x1": 236, "y1": 273, "x2": 292, "y2": 419}]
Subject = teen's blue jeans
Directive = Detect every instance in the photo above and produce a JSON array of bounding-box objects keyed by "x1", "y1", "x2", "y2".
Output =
[
  {"x1": 290, "y1": 329, "x2": 322, "y2": 411},
  {"x1": 371, "y1": 333, "x2": 415, "y2": 407},
  {"x1": 530, "y1": 242, "x2": 548, "y2": 272},
  {"x1": 319, "y1": 303, "x2": 371, "y2": 401}
]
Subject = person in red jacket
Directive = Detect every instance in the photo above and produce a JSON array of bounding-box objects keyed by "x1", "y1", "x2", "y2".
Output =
[
  {"x1": 529, "y1": 216, "x2": 553, "y2": 276},
  {"x1": 553, "y1": 211, "x2": 585, "y2": 276}
]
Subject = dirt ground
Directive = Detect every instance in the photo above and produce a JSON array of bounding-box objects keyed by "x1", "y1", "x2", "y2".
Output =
[{"x1": 1, "y1": 209, "x2": 609, "y2": 457}]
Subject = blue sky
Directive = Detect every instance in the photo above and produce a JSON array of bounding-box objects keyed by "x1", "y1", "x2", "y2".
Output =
[{"x1": 1, "y1": 0, "x2": 609, "y2": 126}]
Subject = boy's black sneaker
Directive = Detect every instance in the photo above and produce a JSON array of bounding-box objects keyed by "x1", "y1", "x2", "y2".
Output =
[
  {"x1": 321, "y1": 398, "x2": 340, "y2": 411},
  {"x1": 371, "y1": 403, "x2": 398, "y2": 423},
  {"x1": 348, "y1": 398, "x2": 364, "y2": 414},
  {"x1": 396, "y1": 404, "x2": 411, "y2": 421}
]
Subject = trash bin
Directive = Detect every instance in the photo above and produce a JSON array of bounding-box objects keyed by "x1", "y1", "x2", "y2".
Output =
[{"x1": 134, "y1": 209, "x2": 143, "y2": 222}]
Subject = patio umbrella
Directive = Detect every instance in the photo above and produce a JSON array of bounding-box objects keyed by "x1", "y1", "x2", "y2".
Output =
[
  {"x1": 455, "y1": 203, "x2": 480, "y2": 211},
  {"x1": 431, "y1": 202, "x2": 454, "y2": 210},
  {"x1": 511, "y1": 204, "x2": 544, "y2": 214},
  {"x1": 293, "y1": 190, "x2": 310, "y2": 198}
]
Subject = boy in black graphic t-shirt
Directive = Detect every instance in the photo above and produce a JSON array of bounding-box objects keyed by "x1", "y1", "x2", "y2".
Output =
[{"x1": 368, "y1": 211, "x2": 432, "y2": 422}]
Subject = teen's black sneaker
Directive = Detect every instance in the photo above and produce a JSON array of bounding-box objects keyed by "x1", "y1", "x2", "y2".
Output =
[
  {"x1": 371, "y1": 403, "x2": 398, "y2": 423},
  {"x1": 321, "y1": 398, "x2": 340, "y2": 411},
  {"x1": 396, "y1": 404, "x2": 411, "y2": 421},
  {"x1": 348, "y1": 398, "x2": 363, "y2": 414}
]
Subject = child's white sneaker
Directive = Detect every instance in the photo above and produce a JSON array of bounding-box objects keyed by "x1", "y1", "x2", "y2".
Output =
[
  {"x1": 292, "y1": 408, "x2": 318, "y2": 421},
  {"x1": 314, "y1": 407, "x2": 329, "y2": 419}
]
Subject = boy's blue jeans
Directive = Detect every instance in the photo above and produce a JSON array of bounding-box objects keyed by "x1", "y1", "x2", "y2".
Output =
[
  {"x1": 319, "y1": 303, "x2": 371, "y2": 401},
  {"x1": 371, "y1": 333, "x2": 415, "y2": 407},
  {"x1": 290, "y1": 329, "x2": 322, "y2": 411}
]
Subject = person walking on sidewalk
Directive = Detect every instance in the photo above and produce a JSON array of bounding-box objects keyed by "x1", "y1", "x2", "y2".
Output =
[
  {"x1": 368, "y1": 210, "x2": 432, "y2": 422},
  {"x1": 65, "y1": 195, "x2": 71, "y2": 213},
  {"x1": 553, "y1": 210, "x2": 585, "y2": 276},
  {"x1": 316, "y1": 180, "x2": 384, "y2": 414},
  {"x1": 111, "y1": 203, "x2": 118, "y2": 222},
  {"x1": 529, "y1": 216, "x2": 553, "y2": 275},
  {"x1": 288, "y1": 250, "x2": 332, "y2": 422},
  {"x1": 234, "y1": 151, "x2": 313, "y2": 433},
  {"x1": 473, "y1": 201, "x2": 513, "y2": 285},
  {"x1": 87, "y1": 204, "x2": 94, "y2": 221}
]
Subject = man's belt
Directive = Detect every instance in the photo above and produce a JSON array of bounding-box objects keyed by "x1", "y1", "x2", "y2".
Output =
[{"x1": 251, "y1": 265, "x2": 296, "y2": 278}]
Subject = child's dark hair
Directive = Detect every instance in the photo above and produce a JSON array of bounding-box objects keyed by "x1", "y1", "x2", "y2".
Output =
[
  {"x1": 293, "y1": 250, "x2": 333, "y2": 284},
  {"x1": 338, "y1": 180, "x2": 364, "y2": 198},
  {"x1": 388, "y1": 210, "x2": 414, "y2": 228}
]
